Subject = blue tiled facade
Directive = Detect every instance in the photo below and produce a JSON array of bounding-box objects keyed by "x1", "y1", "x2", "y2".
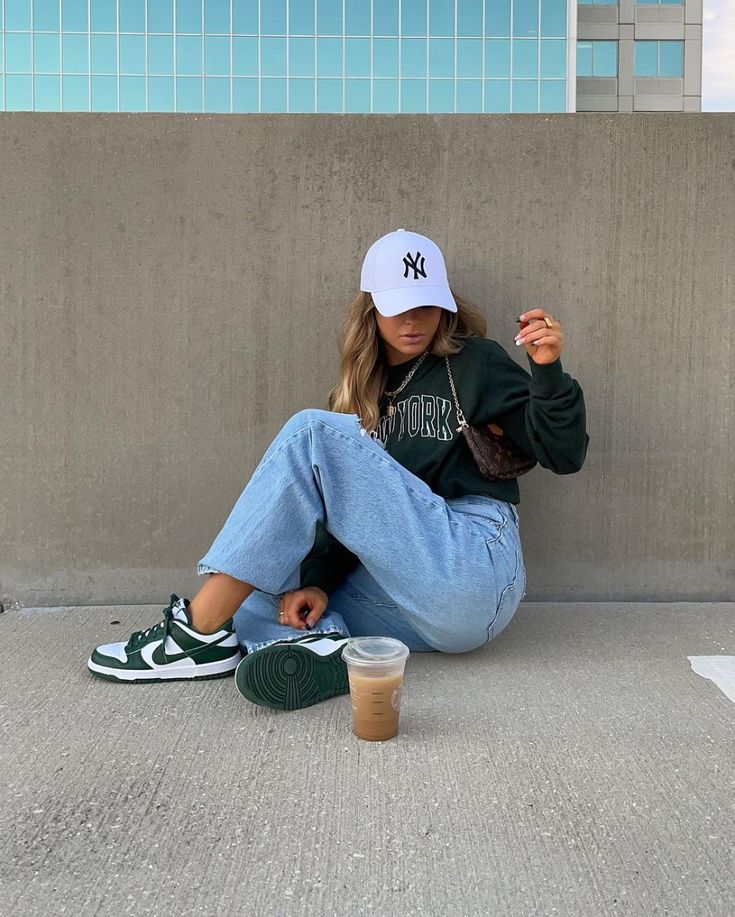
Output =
[{"x1": 1, "y1": 0, "x2": 570, "y2": 113}]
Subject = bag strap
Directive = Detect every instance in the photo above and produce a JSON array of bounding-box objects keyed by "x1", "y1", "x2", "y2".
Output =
[{"x1": 444, "y1": 356, "x2": 469, "y2": 432}]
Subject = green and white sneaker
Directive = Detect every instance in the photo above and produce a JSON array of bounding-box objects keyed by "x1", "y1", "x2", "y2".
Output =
[
  {"x1": 87, "y1": 593, "x2": 242, "y2": 683},
  {"x1": 235, "y1": 633, "x2": 351, "y2": 711}
]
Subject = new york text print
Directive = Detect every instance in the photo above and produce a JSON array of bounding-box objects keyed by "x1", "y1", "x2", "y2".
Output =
[{"x1": 376, "y1": 394, "x2": 455, "y2": 447}]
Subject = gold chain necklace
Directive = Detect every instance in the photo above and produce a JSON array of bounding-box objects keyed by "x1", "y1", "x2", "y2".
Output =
[{"x1": 382, "y1": 350, "x2": 430, "y2": 417}]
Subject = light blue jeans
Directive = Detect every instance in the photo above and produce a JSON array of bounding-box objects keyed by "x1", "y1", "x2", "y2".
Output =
[{"x1": 196, "y1": 409, "x2": 527, "y2": 655}]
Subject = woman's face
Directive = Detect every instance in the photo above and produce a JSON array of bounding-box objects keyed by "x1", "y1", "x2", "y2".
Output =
[{"x1": 374, "y1": 305, "x2": 443, "y2": 366}]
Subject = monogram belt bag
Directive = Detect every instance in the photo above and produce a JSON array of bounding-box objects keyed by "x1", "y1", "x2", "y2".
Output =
[{"x1": 445, "y1": 355, "x2": 537, "y2": 482}]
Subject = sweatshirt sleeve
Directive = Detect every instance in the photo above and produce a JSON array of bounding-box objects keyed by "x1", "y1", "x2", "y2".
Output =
[
  {"x1": 484, "y1": 341, "x2": 590, "y2": 475},
  {"x1": 299, "y1": 521, "x2": 361, "y2": 597}
]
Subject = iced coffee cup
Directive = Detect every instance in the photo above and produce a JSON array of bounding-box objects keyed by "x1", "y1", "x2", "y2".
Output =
[{"x1": 341, "y1": 637, "x2": 410, "y2": 741}]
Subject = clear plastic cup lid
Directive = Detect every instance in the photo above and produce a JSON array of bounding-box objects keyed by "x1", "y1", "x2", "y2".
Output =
[{"x1": 341, "y1": 636, "x2": 410, "y2": 667}]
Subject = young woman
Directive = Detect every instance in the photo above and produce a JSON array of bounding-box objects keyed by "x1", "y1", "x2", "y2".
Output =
[{"x1": 87, "y1": 229, "x2": 589, "y2": 711}]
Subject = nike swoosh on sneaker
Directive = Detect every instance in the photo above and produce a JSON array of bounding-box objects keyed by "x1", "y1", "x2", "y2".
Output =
[
  {"x1": 143, "y1": 640, "x2": 195, "y2": 668},
  {"x1": 141, "y1": 635, "x2": 237, "y2": 668}
]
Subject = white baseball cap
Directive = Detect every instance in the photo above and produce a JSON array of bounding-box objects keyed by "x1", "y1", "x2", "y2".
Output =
[{"x1": 360, "y1": 228, "x2": 458, "y2": 318}]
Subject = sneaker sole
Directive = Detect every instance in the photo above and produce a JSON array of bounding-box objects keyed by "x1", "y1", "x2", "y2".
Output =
[
  {"x1": 234, "y1": 642, "x2": 349, "y2": 710},
  {"x1": 87, "y1": 654, "x2": 241, "y2": 683}
]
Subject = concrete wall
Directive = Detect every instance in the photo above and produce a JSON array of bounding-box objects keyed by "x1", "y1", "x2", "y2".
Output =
[{"x1": 1, "y1": 113, "x2": 733, "y2": 607}]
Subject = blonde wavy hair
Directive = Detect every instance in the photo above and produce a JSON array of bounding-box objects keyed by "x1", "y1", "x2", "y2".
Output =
[{"x1": 327, "y1": 289, "x2": 488, "y2": 433}]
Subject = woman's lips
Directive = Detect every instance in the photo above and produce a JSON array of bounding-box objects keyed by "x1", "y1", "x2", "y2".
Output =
[{"x1": 401, "y1": 333, "x2": 425, "y2": 339}]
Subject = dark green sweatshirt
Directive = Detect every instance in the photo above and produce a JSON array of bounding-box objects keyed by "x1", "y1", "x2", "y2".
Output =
[{"x1": 300, "y1": 335, "x2": 589, "y2": 596}]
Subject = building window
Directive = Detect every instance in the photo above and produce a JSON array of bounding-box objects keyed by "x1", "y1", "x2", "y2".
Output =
[
  {"x1": 577, "y1": 1, "x2": 621, "y2": 5},
  {"x1": 636, "y1": 0, "x2": 684, "y2": 6},
  {"x1": 576, "y1": 41, "x2": 618, "y2": 77},
  {"x1": 634, "y1": 40, "x2": 683, "y2": 77},
  {"x1": 2, "y1": 0, "x2": 572, "y2": 113}
]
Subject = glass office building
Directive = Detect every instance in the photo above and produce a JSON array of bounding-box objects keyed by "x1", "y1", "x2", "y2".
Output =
[{"x1": 0, "y1": 0, "x2": 573, "y2": 113}]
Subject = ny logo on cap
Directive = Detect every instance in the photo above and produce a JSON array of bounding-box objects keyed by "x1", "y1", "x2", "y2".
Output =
[{"x1": 403, "y1": 250, "x2": 427, "y2": 280}]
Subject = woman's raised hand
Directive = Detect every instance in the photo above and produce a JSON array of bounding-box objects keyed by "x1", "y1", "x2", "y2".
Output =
[
  {"x1": 514, "y1": 309, "x2": 564, "y2": 365},
  {"x1": 278, "y1": 587, "x2": 328, "y2": 630}
]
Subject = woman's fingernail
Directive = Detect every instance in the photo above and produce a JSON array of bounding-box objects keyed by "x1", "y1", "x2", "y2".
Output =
[{"x1": 515, "y1": 338, "x2": 524, "y2": 346}]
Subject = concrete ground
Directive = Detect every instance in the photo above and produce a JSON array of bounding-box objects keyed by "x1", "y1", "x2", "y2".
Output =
[{"x1": 0, "y1": 601, "x2": 733, "y2": 917}]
